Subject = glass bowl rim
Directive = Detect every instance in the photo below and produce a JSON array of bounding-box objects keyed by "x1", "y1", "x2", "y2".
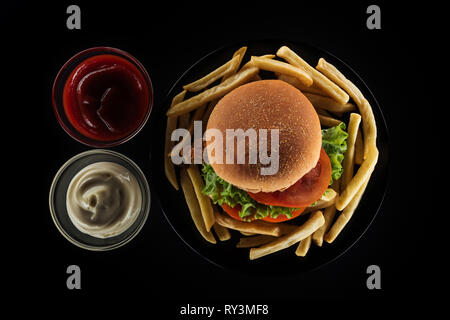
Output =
[
  {"x1": 48, "y1": 149, "x2": 151, "y2": 251},
  {"x1": 51, "y1": 46, "x2": 154, "y2": 148}
]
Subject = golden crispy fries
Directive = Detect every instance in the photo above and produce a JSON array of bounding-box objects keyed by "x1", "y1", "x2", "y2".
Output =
[
  {"x1": 230, "y1": 46, "x2": 247, "y2": 68},
  {"x1": 318, "y1": 114, "x2": 342, "y2": 127},
  {"x1": 167, "y1": 67, "x2": 259, "y2": 117},
  {"x1": 250, "y1": 56, "x2": 313, "y2": 86},
  {"x1": 241, "y1": 54, "x2": 275, "y2": 70},
  {"x1": 355, "y1": 129, "x2": 364, "y2": 165},
  {"x1": 341, "y1": 113, "x2": 362, "y2": 190},
  {"x1": 214, "y1": 210, "x2": 284, "y2": 237},
  {"x1": 318, "y1": 188, "x2": 337, "y2": 203},
  {"x1": 180, "y1": 168, "x2": 216, "y2": 244},
  {"x1": 325, "y1": 178, "x2": 369, "y2": 243},
  {"x1": 178, "y1": 112, "x2": 190, "y2": 129},
  {"x1": 315, "y1": 107, "x2": 333, "y2": 117},
  {"x1": 316, "y1": 58, "x2": 377, "y2": 160},
  {"x1": 189, "y1": 105, "x2": 207, "y2": 129},
  {"x1": 183, "y1": 55, "x2": 242, "y2": 92},
  {"x1": 250, "y1": 73, "x2": 262, "y2": 82},
  {"x1": 236, "y1": 235, "x2": 277, "y2": 248},
  {"x1": 211, "y1": 205, "x2": 231, "y2": 241},
  {"x1": 233, "y1": 46, "x2": 247, "y2": 57},
  {"x1": 213, "y1": 224, "x2": 231, "y2": 241},
  {"x1": 312, "y1": 181, "x2": 340, "y2": 247},
  {"x1": 164, "y1": 90, "x2": 187, "y2": 190},
  {"x1": 359, "y1": 99, "x2": 377, "y2": 160},
  {"x1": 313, "y1": 205, "x2": 337, "y2": 247},
  {"x1": 316, "y1": 58, "x2": 378, "y2": 212},
  {"x1": 295, "y1": 235, "x2": 311, "y2": 257},
  {"x1": 249, "y1": 210, "x2": 324, "y2": 260},
  {"x1": 316, "y1": 58, "x2": 364, "y2": 106},
  {"x1": 336, "y1": 147, "x2": 378, "y2": 211},
  {"x1": 186, "y1": 165, "x2": 215, "y2": 231},
  {"x1": 303, "y1": 92, "x2": 355, "y2": 114},
  {"x1": 197, "y1": 49, "x2": 247, "y2": 123},
  {"x1": 165, "y1": 117, "x2": 179, "y2": 189},
  {"x1": 302, "y1": 188, "x2": 337, "y2": 214},
  {"x1": 169, "y1": 103, "x2": 207, "y2": 161},
  {"x1": 277, "y1": 46, "x2": 349, "y2": 104},
  {"x1": 276, "y1": 73, "x2": 325, "y2": 95}
]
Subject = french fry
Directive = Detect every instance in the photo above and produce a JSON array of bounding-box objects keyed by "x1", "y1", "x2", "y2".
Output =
[
  {"x1": 316, "y1": 58, "x2": 364, "y2": 106},
  {"x1": 183, "y1": 55, "x2": 242, "y2": 92},
  {"x1": 359, "y1": 99, "x2": 377, "y2": 160},
  {"x1": 241, "y1": 54, "x2": 275, "y2": 70},
  {"x1": 325, "y1": 178, "x2": 369, "y2": 243},
  {"x1": 276, "y1": 46, "x2": 349, "y2": 104},
  {"x1": 169, "y1": 103, "x2": 207, "y2": 161},
  {"x1": 186, "y1": 165, "x2": 215, "y2": 231},
  {"x1": 228, "y1": 46, "x2": 247, "y2": 73},
  {"x1": 302, "y1": 188, "x2": 337, "y2": 214},
  {"x1": 165, "y1": 117, "x2": 178, "y2": 189},
  {"x1": 314, "y1": 107, "x2": 333, "y2": 117},
  {"x1": 211, "y1": 205, "x2": 231, "y2": 241},
  {"x1": 178, "y1": 112, "x2": 191, "y2": 129},
  {"x1": 164, "y1": 90, "x2": 187, "y2": 190},
  {"x1": 316, "y1": 58, "x2": 377, "y2": 160},
  {"x1": 303, "y1": 92, "x2": 355, "y2": 114},
  {"x1": 179, "y1": 168, "x2": 216, "y2": 244},
  {"x1": 354, "y1": 128, "x2": 364, "y2": 165},
  {"x1": 214, "y1": 210, "x2": 283, "y2": 237},
  {"x1": 336, "y1": 147, "x2": 378, "y2": 211},
  {"x1": 236, "y1": 235, "x2": 277, "y2": 248},
  {"x1": 232, "y1": 46, "x2": 248, "y2": 58},
  {"x1": 276, "y1": 73, "x2": 325, "y2": 96},
  {"x1": 295, "y1": 235, "x2": 311, "y2": 257},
  {"x1": 250, "y1": 73, "x2": 262, "y2": 82},
  {"x1": 213, "y1": 223, "x2": 231, "y2": 241},
  {"x1": 312, "y1": 181, "x2": 340, "y2": 247},
  {"x1": 198, "y1": 49, "x2": 247, "y2": 123},
  {"x1": 250, "y1": 56, "x2": 313, "y2": 86},
  {"x1": 166, "y1": 67, "x2": 259, "y2": 117},
  {"x1": 316, "y1": 57, "x2": 378, "y2": 211},
  {"x1": 249, "y1": 210, "x2": 324, "y2": 260},
  {"x1": 341, "y1": 113, "x2": 361, "y2": 190},
  {"x1": 318, "y1": 114, "x2": 342, "y2": 127}
]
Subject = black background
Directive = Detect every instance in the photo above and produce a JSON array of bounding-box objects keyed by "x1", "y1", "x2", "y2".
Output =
[{"x1": 3, "y1": 0, "x2": 439, "y2": 314}]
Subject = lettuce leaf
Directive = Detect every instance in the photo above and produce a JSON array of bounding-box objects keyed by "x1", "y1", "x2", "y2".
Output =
[
  {"x1": 201, "y1": 164, "x2": 299, "y2": 221},
  {"x1": 321, "y1": 122, "x2": 348, "y2": 183}
]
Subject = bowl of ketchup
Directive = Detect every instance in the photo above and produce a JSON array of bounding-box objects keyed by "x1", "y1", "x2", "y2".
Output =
[{"x1": 52, "y1": 47, "x2": 153, "y2": 147}]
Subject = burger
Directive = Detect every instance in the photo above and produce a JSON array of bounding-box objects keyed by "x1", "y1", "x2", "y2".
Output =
[{"x1": 201, "y1": 79, "x2": 348, "y2": 223}]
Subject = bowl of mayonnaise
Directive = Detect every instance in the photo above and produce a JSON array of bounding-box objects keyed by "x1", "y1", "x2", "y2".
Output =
[{"x1": 49, "y1": 149, "x2": 151, "y2": 250}]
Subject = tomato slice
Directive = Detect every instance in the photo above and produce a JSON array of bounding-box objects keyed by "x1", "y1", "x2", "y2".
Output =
[
  {"x1": 221, "y1": 203, "x2": 243, "y2": 221},
  {"x1": 248, "y1": 148, "x2": 332, "y2": 208},
  {"x1": 220, "y1": 203, "x2": 305, "y2": 223}
]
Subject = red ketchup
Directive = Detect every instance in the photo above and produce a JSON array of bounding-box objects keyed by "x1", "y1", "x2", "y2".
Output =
[{"x1": 63, "y1": 54, "x2": 150, "y2": 142}]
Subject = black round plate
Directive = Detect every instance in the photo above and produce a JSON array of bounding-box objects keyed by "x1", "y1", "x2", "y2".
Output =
[{"x1": 149, "y1": 39, "x2": 389, "y2": 275}]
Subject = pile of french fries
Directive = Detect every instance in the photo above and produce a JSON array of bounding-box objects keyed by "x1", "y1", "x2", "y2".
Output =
[{"x1": 164, "y1": 45, "x2": 378, "y2": 260}]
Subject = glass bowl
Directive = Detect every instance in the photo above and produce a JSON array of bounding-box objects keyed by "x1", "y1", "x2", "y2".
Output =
[
  {"x1": 49, "y1": 149, "x2": 151, "y2": 251},
  {"x1": 52, "y1": 47, "x2": 153, "y2": 147}
]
